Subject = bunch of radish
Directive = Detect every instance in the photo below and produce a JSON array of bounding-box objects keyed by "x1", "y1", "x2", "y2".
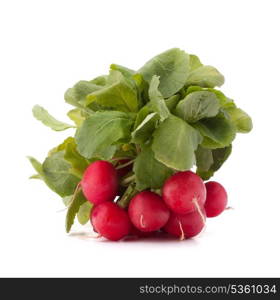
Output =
[
  {"x1": 82, "y1": 160, "x2": 228, "y2": 241},
  {"x1": 29, "y1": 48, "x2": 251, "y2": 240}
]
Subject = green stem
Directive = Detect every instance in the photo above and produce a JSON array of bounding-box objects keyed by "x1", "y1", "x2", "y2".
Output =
[
  {"x1": 116, "y1": 159, "x2": 135, "y2": 170},
  {"x1": 69, "y1": 182, "x2": 82, "y2": 206},
  {"x1": 109, "y1": 157, "x2": 132, "y2": 163},
  {"x1": 135, "y1": 144, "x2": 141, "y2": 154},
  {"x1": 121, "y1": 174, "x2": 136, "y2": 185},
  {"x1": 118, "y1": 184, "x2": 138, "y2": 209}
]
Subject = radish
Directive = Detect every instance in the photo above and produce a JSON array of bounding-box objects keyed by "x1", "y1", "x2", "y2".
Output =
[
  {"x1": 128, "y1": 191, "x2": 170, "y2": 232},
  {"x1": 90, "y1": 202, "x2": 131, "y2": 241},
  {"x1": 205, "y1": 181, "x2": 228, "y2": 217},
  {"x1": 162, "y1": 170, "x2": 206, "y2": 215},
  {"x1": 129, "y1": 225, "x2": 154, "y2": 238},
  {"x1": 164, "y1": 209, "x2": 206, "y2": 240},
  {"x1": 81, "y1": 160, "x2": 118, "y2": 205}
]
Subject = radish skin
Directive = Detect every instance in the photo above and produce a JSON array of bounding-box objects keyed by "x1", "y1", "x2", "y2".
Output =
[
  {"x1": 90, "y1": 202, "x2": 131, "y2": 241},
  {"x1": 128, "y1": 191, "x2": 170, "y2": 232},
  {"x1": 162, "y1": 171, "x2": 206, "y2": 214},
  {"x1": 81, "y1": 161, "x2": 118, "y2": 205},
  {"x1": 205, "y1": 181, "x2": 228, "y2": 217}
]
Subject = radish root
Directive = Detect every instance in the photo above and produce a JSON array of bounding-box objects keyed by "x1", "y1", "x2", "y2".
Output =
[
  {"x1": 140, "y1": 214, "x2": 145, "y2": 228},
  {"x1": 192, "y1": 197, "x2": 206, "y2": 225},
  {"x1": 178, "y1": 220, "x2": 185, "y2": 241}
]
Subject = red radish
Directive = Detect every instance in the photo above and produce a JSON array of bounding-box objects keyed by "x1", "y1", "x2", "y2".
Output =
[
  {"x1": 162, "y1": 171, "x2": 206, "y2": 215},
  {"x1": 164, "y1": 209, "x2": 206, "y2": 240},
  {"x1": 128, "y1": 191, "x2": 170, "y2": 232},
  {"x1": 89, "y1": 207, "x2": 97, "y2": 233},
  {"x1": 90, "y1": 202, "x2": 131, "y2": 241},
  {"x1": 129, "y1": 225, "x2": 154, "y2": 238},
  {"x1": 205, "y1": 181, "x2": 228, "y2": 217},
  {"x1": 81, "y1": 160, "x2": 118, "y2": 205}
]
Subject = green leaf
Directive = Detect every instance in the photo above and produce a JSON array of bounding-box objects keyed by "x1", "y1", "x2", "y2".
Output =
[
  {"x1": 193, "y1": 115, "x2": 236, "y2": 149},
  {"x1": 29, "y1": 174, "x2": 41, "y2": 179},
  {"x1": 209, "y1": 145, "x2": 232, "y2": 174},
  {"x1": 165, "y1": 94, "x2": 180, "y2": 112},
  {"x1": 196, "y1": 145, "x2": 232, "y2": 180},
  {"x1": 185, "y1": 66, "x2": 225, "y2": 88},
  {"x1": 32, "y1": 105, "x2": 74, "y2": 131},
  {"x1": 139, "y1": 48, "x2": 190, "y2": 98},
  {"x1": 110, "y1": 65, "x2": 144, "y2": 99},
  {"x1": 133, "y1": 105, "x2": 152, "y2": 130},
  {"x1": 134, "y1": 73, "x2": 150, "y2": 105},
  {"x1": 134, "y1": 145, "x2": 173, "y2": 190},
  {"x1": 175, "y1": 91, "x2": 220, "y2": 123},
  {"x1": 131, "y1": 112, "x2": 159, "y2": 144},
  {"x1": 189, "y1": 54, "x2": 203, "y2": 70},
  {"x1": 110, "y1": 64, "x2": 135, "y2": 77},
  {"x1": 42, "y1": 151, "x2": 81, "y2": 197},
  {"x1": 77, "y1": 201, "x2": 93, "y2": 225},
  {"x1": 62, "y1": 195, "x2": 72, "y2": 206},
  {"x1": 224, "y1": 106, "x2": 253, "y2": 133},
  {"x1": 148, "y1": 75, "x2": 170, "y2": 121},
  {"x1": 195, "y1": 146, "x2": 214, "y2": 172},
  {"x1": 48, "y1": 137, "x2": 71, "y2": 156},
  {"x1": 64, "y1": 80, "x2": 103, "y2": 108},
  {"x1": 185, "y1": 86, "x2": 234, "y2": 107},
  {"x1": 75, "y1": 111, "x2": 133, "y2": 159},
  {"x1": 62, "y1": 137, "x2": 90, "y2": 175},
  {"x1": 152, "y1": 115, "x2": 202, "y2": 171},
  {"x1": 86, "y1": 70, "x2": 139, "y2": 112},
  {"x1": 48, "y1": 136, "x2": 84, "y2": 157},
  {"x1": 66, "y1": 190, "x2": 87, "y2": 233},
  {"x1": 27, "y1": 156, "x2": 43, "y2": 177},
  {"x1": 90, "y1": 75, "x2": 108, "y2": 86},
  {"x1": 67, "y1": 108, "x2": 88, "y2": 127}
]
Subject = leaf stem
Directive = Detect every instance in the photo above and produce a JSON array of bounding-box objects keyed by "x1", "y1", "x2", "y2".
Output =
[
  {"x1": 115, "y1": 159, "x2": 135, "y2": 170},
  {"x1": 109, "y1": 157, "x2": 132, "y2": 163},
  {"x1": 69, "y1": 182, "x2": 82, "y2": 206},
  {"x1": 117, "y1": 184, "x2": 138, "y2": 209},
  {"x1": 121, "y1": 174, "x2": 136, "y2": 185},
  {"x1": 135, "y1": 144, "x2": 141, "y2": 154}
]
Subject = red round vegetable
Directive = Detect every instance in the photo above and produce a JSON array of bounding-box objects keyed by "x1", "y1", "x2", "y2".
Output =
[
  {"x1": 81, "y1": 160, "x2": 118, "y2": 205},
  {"x1": 162, "y1": 170, "x2": 206, "y2": 214},
  {"x1": 90, "y1": 202, "x2": 131, "y2": 241},
  {"x1": 164, "y1": 209, "x2": 206, "y2": 240},
  {"x1": 204, "y1": 181, "x2": 228, "y2": 217},
  {"x1": 128, "y1": 191, "x2": 170, "y2": 232},
  {"x1": 129, "y1": 225, "x2": 154, "y2": 238}
]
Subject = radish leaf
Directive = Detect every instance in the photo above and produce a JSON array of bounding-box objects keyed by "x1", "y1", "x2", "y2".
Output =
[
  {"x1": 175, "y1": 91, "x2": 220, "y2": 123},
  {"x1": 148, "y1": 75, "x2": 170, "y2": 121},
  {"x1": 134, "y1": 145, "x2": 173, "y2": 190},
  {"x1": 66, "y1": 190, "x2": 87, "y2": 233},
  {"x1": 152, "y1": 115, "x2": 202, "y2": 171},
  {"x1": 32, "y1": 105, "x2": 74, "y2": 131},
  {"x1": 139, "y1": 48, "x2": 189, "y2": 98},
  {"x1": 86, "y1": 70, "x2": 139, "y2": 112},
  {"x1": 75, "y1": 111, "x2": 134, "y2": 159}
]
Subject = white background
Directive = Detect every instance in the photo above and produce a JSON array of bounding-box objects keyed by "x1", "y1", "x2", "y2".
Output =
[{"x1": 1, "y1": 0, "x2": 280, "y2": 277}]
